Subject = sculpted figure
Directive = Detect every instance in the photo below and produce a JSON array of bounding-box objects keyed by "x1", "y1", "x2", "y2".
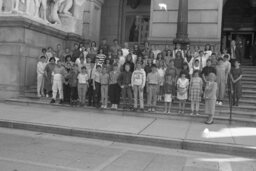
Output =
[
  {"x1": 59, "y1": 0, "x2": 73, "y2": 16},
  {"x1": 12, "y1": 0, "x2": 24, "y2": 12},
  {"x1": 34, "y1": 0, "x2": 47, "y2": 20},
  {"x1": 73, "y1": 0, "x2": 85, "y2": 18},
  {"x1": 50, "y1": 0, "x2": 65, "y2": 24}
]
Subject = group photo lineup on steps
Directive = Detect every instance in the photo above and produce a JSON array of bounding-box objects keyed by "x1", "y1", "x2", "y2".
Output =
[{"x1": 37, "y1": 39, "x2": 255, "y2": 124}]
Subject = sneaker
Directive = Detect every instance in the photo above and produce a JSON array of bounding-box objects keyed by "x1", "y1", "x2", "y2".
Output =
[
  {"x1": 111, "y1": 104, "x2": 114, "y2": 109},
  {"x1": 50, "y1": 99, "x2": 55, "y2": 104},
  {"x1": 167, "y1": 111, "x2": 171, "y2": 114},
  {"x1": 59, "y1": 100, "x2": 64, "y2": 104},
  {"x1": 190, "y1": 112, "x2": 194, "y2": 116},
  {"x1": 46, "y1": 94, "x2": 49, "y2": 98},
  {"x1": 148, "y1": 108, "x2": 152, "y2": 112},
  {"x1": 216, "y1": 101, "x2": 219, "y2": 105},
  {"x1": 114, "y1": 104, "x2": 118, "y2": 109},
  {"x1": 196, "y1": 113, "x2": 200, "y2": 116},
  {"x1": 37, "y1": 94, "x2": 42, "y2": 98},
  {"x1": 101, "y1": 105, "x2": 104, "y2": 108},
  {"x1": 219, "y1": 101, "x2": 223, "y2": 106},
  {"x1": 164, "y1": 110, "x2": 168, "y2": 113},
  {"x1": 152, "y1": 108, "x2": 156, "y2": 112}
]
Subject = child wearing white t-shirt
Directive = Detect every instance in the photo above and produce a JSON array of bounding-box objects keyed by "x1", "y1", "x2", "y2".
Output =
[{"x1": 77, "y1": 66, "x2": 89, "y2": 106}]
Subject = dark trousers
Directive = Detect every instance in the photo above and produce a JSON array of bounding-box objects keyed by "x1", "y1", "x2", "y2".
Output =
[
  {"x1": 94, "y1": 82, "x2": 101, "y2": 107},
  {"x1": 88, "y1": 84, "x2": 94, "y2": 106},
  {"x1": 109, "y1": 83, "x2": 121, "y2": 105},
  {"x1": 122, "y1": 86, "x2": 133, "y2": 107},
  {"x1": 70, "y1": 87, "x2": 78, "y2": 101},
  {"x1": 63, "y1": 84, "x2": 71, "y2": 103}
]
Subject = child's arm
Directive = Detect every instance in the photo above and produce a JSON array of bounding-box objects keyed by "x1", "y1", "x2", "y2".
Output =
[
  {"x1": 234, "y1": 74, "x2": 242, "y2": 83},
  {"x1": 229, "y1": 73, "x2": 235, "y2": 83}
]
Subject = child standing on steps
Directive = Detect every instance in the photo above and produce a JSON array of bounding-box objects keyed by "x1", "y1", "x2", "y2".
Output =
[
  {"x1": 93, "y1": 65, "x2": 102, "y2": 108},
  {"x1": 189, "y1": 70, "x2": 203, "y2": 115},
  {"x1": 164, "y1": 74, "x2": 175, "y2": 114},
  {"x1": 100, "y1": 67, "x2": 110, "y2": 109},
  {"x1": 230, "y1": 60, "x2": 243, "y2": 106},
  {"x1": 147, "y1": 64, "x2": 161, "y2": 112},
  {"x1": 118, "y1": 63, "x2": 133, "y2": 110},
  {"x1": 177, "y1": 72, "x2": 189, "y2": 114},
  {"x1": 109, "y1": 64, "x2": 121, "y2": 109},
  {"x1": 77, "y1": 66, "x2": 89, "y2": 106},
  {"x1": 131, "y1": 62, "x2": 146, "y2": 111}
]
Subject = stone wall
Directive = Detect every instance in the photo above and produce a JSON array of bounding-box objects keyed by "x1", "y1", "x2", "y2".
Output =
[
  {"x1": 100, "y1": 0, "x2": 121, "y2": 42},
  {"x1": 0, "y1": 16, "x2": 83, "y2": 99}
]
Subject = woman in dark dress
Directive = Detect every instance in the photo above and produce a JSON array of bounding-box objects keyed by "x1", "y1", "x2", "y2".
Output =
[
  {"x1": 44, "y1": 57, "x2": 56, "y2": 97},
  {"x1": 230, "y1": 60, "x2": 243, "y2": 106}
]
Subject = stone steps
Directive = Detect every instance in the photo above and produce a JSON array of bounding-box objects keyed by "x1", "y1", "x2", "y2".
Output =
[{"x1": 9, "y1": 96, "x2": 256, "y2": 120}]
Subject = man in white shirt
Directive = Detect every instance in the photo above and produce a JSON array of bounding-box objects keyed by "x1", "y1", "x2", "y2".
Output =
[{"x1": 37, "y1": 56, "x2": 47, "y2": 97}]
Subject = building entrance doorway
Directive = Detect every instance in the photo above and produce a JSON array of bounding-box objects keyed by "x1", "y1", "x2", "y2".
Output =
[
  {"x1": 221, "y1": 0, "x2": 256, "y2": 63},
  {"x1": 121, "y1": 0, "x2": 151, "y2": 45}
]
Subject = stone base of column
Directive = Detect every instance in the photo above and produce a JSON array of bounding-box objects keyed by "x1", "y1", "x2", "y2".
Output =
[{"x1": 0, "y1": 16, "x2": 85, "y2": 99}]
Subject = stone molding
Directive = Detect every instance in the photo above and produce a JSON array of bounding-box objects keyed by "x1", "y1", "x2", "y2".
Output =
[{"x1": 0, "y1": 15, "x2": 84, "y2": 42}]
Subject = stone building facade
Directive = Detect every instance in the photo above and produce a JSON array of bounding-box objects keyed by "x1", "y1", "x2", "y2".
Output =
[{"x1": 0, "y1": 0, "x2": 255, "y2": 98}]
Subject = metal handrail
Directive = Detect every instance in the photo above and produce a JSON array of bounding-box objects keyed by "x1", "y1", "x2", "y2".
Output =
[{"x1": 227, "y1": 74, "x2": 233, "y2": 122}]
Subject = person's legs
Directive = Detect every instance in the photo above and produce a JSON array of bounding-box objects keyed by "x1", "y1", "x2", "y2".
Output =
[
  {"x1": 122, "y1": 87, "x2": 127, "y2": 108},
  {"x1": 37, "y1": 74, "x2": 43, "y2": 96},
  {"x1": 105, "y1": 85, "x2": 109, "y2": 107},
  {"x1": 109, "y1": 84, "x2": 114, "y2": 105},
  {"x1": 127, "y1": 87, "x2": 133, "y2": 108},
  {"x1": 133, "y1": 86, "x2": 138, "y2": 109},
  {"x1": 147, "y1": 85, "x2": 152, "y2": 110},
  {"x1": 195, "y1": 101, "x2": 200, "y2": 114},
  {"x1": 139, "y1": 87, "x2": 144, "y2": 109},
  {"x1": 78, "y1": 84, "x2": 82, "y2": 103},
  {"x1": 168, "y1": 101, "x2": 172, "y2": 112},
  {"x1": 88, "y1": 85, "x2": 94, "y2": 106},
  {"x1": 52, "y1": 80, "x2": 57, "y2": 100},
  {"x1": 220, "y1": 82, "x2": 226, "y2": 103},
  {"x1": 115, "y1": 84, "x2": 121, "y2": 106},
  {"x1": 191, "y1": 101, "x2": 195, "y2": 114},
  {"x1": 152, "y1": 85, "x2": 157, "y2": 111},
  {"x1": 182, "y1": 100, "x2": 186, "y2": 113},
  {"x1": 101, "y1": 85, "x2": 104, "y2": 107}
]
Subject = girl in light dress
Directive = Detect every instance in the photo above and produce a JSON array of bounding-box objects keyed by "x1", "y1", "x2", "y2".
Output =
[
  {"x1": 177, "y1": 72, "x2": 189, "y2": 114},
  {"x1": 189, "y1": 70, "x2": 203, "y2": 116}
]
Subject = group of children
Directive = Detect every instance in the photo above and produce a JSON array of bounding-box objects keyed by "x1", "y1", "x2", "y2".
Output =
[{"x1": 37, "y1": 40, "x2": 243, "y2": 124}]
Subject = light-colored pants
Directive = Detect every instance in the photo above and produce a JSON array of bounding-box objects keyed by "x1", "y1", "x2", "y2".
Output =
[
  {"x1": 133, "y1": 85, "x2": 144, "y2": 109},
  {"x1": 37, "y1": 74, "x2": 44, "y2": 96},
  {"x1": 147, "y1": 85, "x2": 158, "y2": 107},
  {"x1": 217, "y1": 81, "x2": 226, "y2": 101},
  {"x1": 101, "y1": 85, "x2": 108, "y2": 106},
  {"x1": 52, "y1": 80, "x2": 63, "y2": 100},
  {"x1": 78, "y1": 84, "x2": 88, "y2": 104}
]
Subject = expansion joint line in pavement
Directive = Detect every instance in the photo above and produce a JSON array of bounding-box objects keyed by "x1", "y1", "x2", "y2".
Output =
[{"x1": 137, "y1": 118, "x2": 157, "y2": 135}]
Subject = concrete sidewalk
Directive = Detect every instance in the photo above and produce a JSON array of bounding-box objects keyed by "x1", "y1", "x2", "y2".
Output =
[{"x1": 0, "y1": 103, "x2": 256, "y2": 158}]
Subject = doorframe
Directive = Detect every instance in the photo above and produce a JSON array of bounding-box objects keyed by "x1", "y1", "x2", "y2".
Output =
[
  {"x1": 119, "y1": 0, "x2": 151, "y2": 45},
  {"x1": 230, "y1": 31, "x2": 255, "y2": 44}
]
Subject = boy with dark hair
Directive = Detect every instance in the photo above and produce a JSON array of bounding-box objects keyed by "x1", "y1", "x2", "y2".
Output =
[
  {"x1": 118, "y1": 63, "x2": 133, "y2": 110},
  {"x1": 93, "y1": 65, "x2": 102, "y2": 108}
]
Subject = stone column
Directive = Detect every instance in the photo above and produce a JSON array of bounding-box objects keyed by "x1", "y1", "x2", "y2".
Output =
[{"x1": 173, "y1": 0, "x2": 189, "y2": 45}]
